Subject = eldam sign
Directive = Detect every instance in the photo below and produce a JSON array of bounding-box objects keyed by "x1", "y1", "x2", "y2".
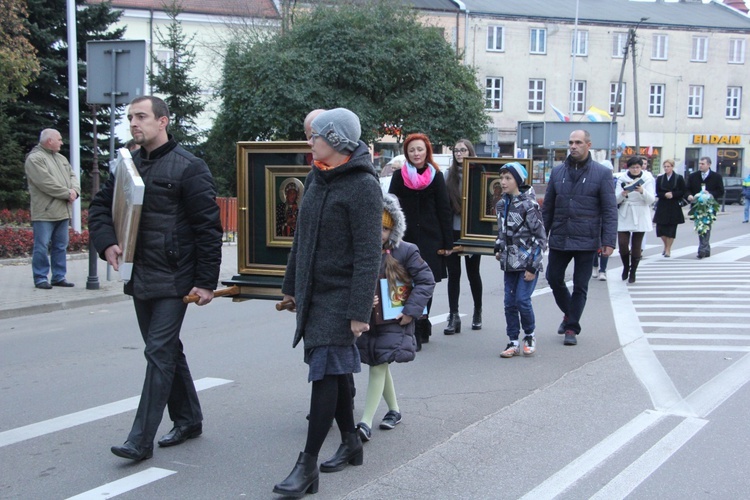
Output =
[{"x1": 692, "y1": 135, "x2": 741, "y2": 145}]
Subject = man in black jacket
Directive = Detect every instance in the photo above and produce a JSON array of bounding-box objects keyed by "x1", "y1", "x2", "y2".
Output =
[
  {"x1": 686, "y1": 156, "x2": 723, "y2": 258},
  {"x1": 89, "y1": 96, "x2": 223, "y2": 461},
  {"x1": 542, "y1": 130, "x2": 617, "y2": 346}
]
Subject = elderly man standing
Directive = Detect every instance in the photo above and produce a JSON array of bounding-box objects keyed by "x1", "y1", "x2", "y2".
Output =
[
  {"x1": 542, "y1": 130, "x2": 617, "y2": 346},
  {"x1": 24, "y1": 128, "x2": 80, "y2": 289}
]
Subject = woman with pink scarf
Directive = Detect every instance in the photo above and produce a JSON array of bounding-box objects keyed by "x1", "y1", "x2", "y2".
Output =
[{"x1": 388, "y1": 133, "x2": 453, "y2": 350}]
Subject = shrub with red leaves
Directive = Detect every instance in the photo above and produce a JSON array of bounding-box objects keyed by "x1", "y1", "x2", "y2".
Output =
[
  {"x1": 0, "y1": 208, "x2": 90, "y2": 258},
  {"x1": 0, "y1": 227, "x2": 33, "y2": 258}
]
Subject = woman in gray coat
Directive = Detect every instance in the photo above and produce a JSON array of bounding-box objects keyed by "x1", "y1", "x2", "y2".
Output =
[{"x1": 274, "y1": 109, "x2": 383, "y2": 497}]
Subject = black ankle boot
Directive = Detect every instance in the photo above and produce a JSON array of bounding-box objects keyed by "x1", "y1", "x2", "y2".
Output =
[
  {"x1": 620, "y1": 254, "x2": 630, "y2": 281},
  {"x1": 471, "y1": 308, "x2": 482, "y2": 330},
  {"x1": 273, "y1": 452, "x2": 319, "y2": 496},
  {"x1": 443, "y1": 313, "x2": 461, "y2": 335},
  {"x1": 628, "y1": 256, "x2": 640, "y2": 284},
  {"x1": 319, "y1": 432, "x2": 363, "y2": 472},
  {"x1": 416, "y1": 317, "x2": 431, "y2": 344}
]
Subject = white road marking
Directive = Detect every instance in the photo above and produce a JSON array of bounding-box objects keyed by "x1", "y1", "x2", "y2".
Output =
[
  {"x1": 66, "y1": 467, "x2": 176, "y2": 499},
  {"x1": 637, "y1": 311, "x2": 750, "y2": 318},
  {"x1": 519, "y1": 411, "x2": 665, "y2": 500},
  {"x1": 589, "y1": 418, "x2": 707, "y2": 500},
  {"x1": 0, "y1": 377, "x2": 232, "y2": 448},
  {"x1": 640, "y1": 321, "x2": 748, "y2": 329},
  {"x1": 706, "y1": 247, "x2": 750, "y2": 262},
  {"x1": 684, "y1": 352, "x2": 750, "y2": 417},
  {"x1": 651, "y1": 345, "x2": 750, "y2": 352},
  {"x1": 646, "y1": 333, "x2": 750, "y2": 340}
]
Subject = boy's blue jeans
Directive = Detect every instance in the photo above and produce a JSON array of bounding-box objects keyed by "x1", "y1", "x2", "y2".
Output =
[{"x1": 504, "y1": 270, "x2": 539, "y2": 341}]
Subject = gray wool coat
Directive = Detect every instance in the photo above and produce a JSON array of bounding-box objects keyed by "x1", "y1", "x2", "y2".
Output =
[{"x1": 282, "y1": 142, "x2": 383, "y2": 349}]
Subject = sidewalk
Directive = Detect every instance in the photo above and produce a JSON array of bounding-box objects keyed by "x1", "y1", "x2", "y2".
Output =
[{"x1": 0, "y1": 243, "x2": 239, "y2": 320}]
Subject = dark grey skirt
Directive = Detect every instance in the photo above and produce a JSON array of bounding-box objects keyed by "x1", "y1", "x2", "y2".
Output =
[{"x1": 304, "y1": 345, "x2": 361, "y2": 382}]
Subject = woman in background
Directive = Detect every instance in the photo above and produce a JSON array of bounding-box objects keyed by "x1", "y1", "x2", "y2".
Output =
[
  {"x1": 652, "y1": 159, "x2": 686, "y2": 258},
  {"x1": 388, "y1": 133, "x2": 453, "y2": 350},
  {"x1": 444, "y1": 139, "x2": 483, "y2": 333},
  {"x1": 615, "y1": 156, "x2": 656, "y2": 283}
]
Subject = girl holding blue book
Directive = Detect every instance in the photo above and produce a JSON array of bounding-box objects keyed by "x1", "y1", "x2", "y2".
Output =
[{"x1": 355, "y1": 194, "x2": 435, "y2": 442}]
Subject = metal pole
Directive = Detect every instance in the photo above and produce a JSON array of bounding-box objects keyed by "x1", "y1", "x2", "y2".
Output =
[
  {"x1": 631, "y1": 28, "x2": 640, "y2": 154},
  {"x1": 569, "y1": 0, "x2": 580, "y2": 118},
  {"x1": 87, "y1": 104, "x2": 100, "y2": 290},
  {"x1": 66, "y1": 0, "x2": 81, "y2": 233},
  {"x1": 105, "y1": 49, "x2": 123, "y2": 281}
]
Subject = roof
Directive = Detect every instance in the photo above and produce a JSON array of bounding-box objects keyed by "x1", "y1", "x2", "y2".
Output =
[
  {"x1": 86, "y1": 0, "x2": 279, "y2": 19},
  {"x1": 459, "y1": 0, "x2": 750, "y2": 30},
  {"x1": 403, "y1": 0, "x2": 460, "y2": 11}
]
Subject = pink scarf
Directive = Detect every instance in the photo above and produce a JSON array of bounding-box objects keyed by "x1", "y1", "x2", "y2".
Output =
[{"x1": 401, "y1": 161, "x2": 436, "y2": 190}]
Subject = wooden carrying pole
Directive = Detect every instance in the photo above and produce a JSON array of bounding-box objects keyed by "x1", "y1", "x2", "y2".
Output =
[
  {"x1": 275, "y1": 299, "x2": 295, "y2": 311},
  {"x1": 183, "y1": 285, "x2": 240, "y2": 304}
]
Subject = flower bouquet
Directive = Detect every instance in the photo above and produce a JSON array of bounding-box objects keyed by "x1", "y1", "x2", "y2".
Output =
[{"x1": 687, "y1": 189, "x2": 720, "y2": 236}]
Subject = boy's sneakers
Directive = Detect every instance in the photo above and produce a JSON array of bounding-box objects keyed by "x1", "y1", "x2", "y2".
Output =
[
  {"x1": 522, "y1": 335, "x2": 536, "y2": 356},
  {"x1": 598, "y1": 272, "x2": 607, "y2": 281},
  {"x1": 500, "y1": 342, "x2": 520, "y2": 358},
  {"x1": 380, "y1": 410, "x2": 402, "y2": 430},
  {"x1": 591, "y1": 267, "x2": 599, "y2": 279}
]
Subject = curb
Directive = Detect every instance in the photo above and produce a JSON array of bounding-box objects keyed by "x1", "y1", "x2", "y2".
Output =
[{"x1": 0, "y1": 293, "x2": 130, "y2": 320}]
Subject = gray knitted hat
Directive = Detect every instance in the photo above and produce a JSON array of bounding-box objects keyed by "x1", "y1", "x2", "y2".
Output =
[{"x1": 310, "y1": 108, "x2": 361, "y2": 153}]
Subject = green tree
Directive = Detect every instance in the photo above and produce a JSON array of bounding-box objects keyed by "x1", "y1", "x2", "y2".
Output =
[
  {"x1": 207, "y1": 0, "x2": 489, "y2": 194},
  {"x1": 0, "y1": 0, "x2": 123, "y2": 208},
  {"x1": 149, "y1": 0, "x2": 205, "y2": 147},
  {"x1": 0, "y1": 0, "x2": 40, "y2": 102}
]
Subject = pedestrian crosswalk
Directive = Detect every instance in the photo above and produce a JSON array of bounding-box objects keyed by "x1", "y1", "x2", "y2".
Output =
[{"x1": 531, "y1": 236, "x2": 750, "y2": 499}]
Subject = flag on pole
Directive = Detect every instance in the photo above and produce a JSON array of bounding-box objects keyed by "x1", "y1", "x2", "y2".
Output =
[
  {"x1": 585, "y1": 106, "x2": 611, "y2": 122},
  {"x1": 550, "y1": 104, "x2": 571, "y2": 122},
  {"x1": 647, "y1": 145, "x2": 653, "y2": 157}
]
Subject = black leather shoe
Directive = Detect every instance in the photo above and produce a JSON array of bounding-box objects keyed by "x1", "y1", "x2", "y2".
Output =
[
  {"x1": 35, "y1": 281, "x2": 52, "y2": 289},
  {"x1": 51, "y1": 280, "x2": 75, "y2": 287},
  {"x1": 158, "y1": 423, "x2": 202, "y2": 447},
  {"x1": 111, "y1": 441, "x2": 153, "y2": 461}
]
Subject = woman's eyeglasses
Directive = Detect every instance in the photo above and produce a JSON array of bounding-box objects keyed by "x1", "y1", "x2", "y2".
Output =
[{"x1": 454, "y1": 148, "x2": 469, "y2": 153}]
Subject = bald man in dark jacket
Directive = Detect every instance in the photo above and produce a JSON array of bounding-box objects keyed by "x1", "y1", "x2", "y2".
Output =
[{"x1": 542, "y1": 130, "x2": 617, "y2": 346}]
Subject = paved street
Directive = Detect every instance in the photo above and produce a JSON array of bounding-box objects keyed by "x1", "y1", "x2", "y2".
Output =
[{"x1": 1, "y1": 205, "x2": 749, "y2": 499}]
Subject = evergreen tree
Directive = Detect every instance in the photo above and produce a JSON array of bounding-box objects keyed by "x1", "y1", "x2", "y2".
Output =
[
  {"x1": 149, "y1": 0, "x2": 205, "y2": 147},
  {"x1": 0, "y1": 0, "x2": 123, "y2": 208}
]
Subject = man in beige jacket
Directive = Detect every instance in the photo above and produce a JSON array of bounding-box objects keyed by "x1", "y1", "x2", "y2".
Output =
[{"x1": 24, "y1": 129, "x2": 80, "y2": 289}]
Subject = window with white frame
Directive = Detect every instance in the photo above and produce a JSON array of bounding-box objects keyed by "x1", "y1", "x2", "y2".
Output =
[
  {"x1": 153, "y1": 49, "x2": 175, "y2": 76},
  {"x1": 729, "y1": 39, "x2": 745, "y2": 64},
  {"x1": 571, "y1": 30, "x2": 588, "y2": 56},
  {"x1": 530, "y1": 28, "x2": 546, "y2": 54},
  {"x1": 528, "y1": 79, "x2": 545, "y2": 112},
  {"x1": 726, "y1": 87, "x2": 742, "y2": 119},
  {"x1": 485, "y1": 77, "x2": 503, "y2": 110},
  {"x1": 609, "y1": 82, "x2": 625, "y2": 115},
  {"x1": 612, "y1": 32, "x2": 628, "y2": 58},
  {"x1": 649, "y1": 84, "x2": 665, "y2": 117},
  {"x1": 652, "y1": 34, "x2": 668, "y2": 60},
  {"x1": 691, "y1": 36, "x2": 708, "y2": 62},
  {"x1": 487, "y1": 25, "x2": 504, "y2": 52},
  {"x1": 688, "y1": 85, "x2": 704, "y2": 118},
  {"x1": 571, "y1": 80, "x2": 586, "y2": 113}
]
